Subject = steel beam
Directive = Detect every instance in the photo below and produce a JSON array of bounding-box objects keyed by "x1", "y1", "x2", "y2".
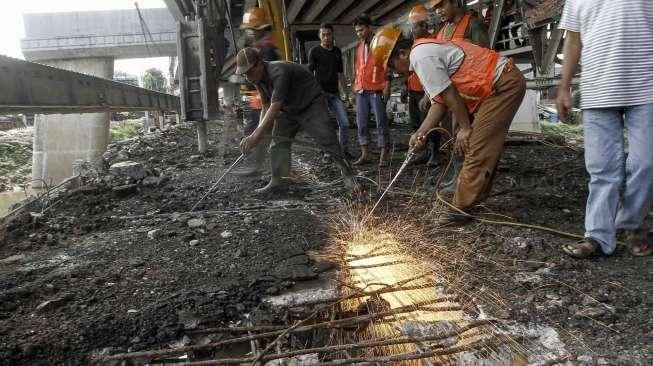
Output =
[
  {"x1": 488, "y1": 0, "x2": 506, "y2": 49},
  {"x1": 370, "y1": 0, "x2": 407, "y2": 22},
  {"x1": 0, "y1": 56, "x2": 178, "y2": 114},
  {"x1": 300, "y1": 0, "x2": 331, "y2": 23},
  {"x1": 539, "y1": 28, "x2": 564, "y2": 76},
  {"x1": 286, "y1": 0, "x2": 308, "y2": 24},
  {"x1": 339, "y1": 0, "x2": 383, "y2": 24},
  {"x1": 321, "y1": 0, "x2": 351, "y2": 22}
]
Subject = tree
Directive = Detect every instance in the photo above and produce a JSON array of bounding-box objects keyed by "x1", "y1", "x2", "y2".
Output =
[{"x1": 142, "y1": 68, "x2": 167, "y2": 92}]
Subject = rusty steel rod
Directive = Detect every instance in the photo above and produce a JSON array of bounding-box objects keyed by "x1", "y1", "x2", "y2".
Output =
[
  {"x1": 100, "y1": 299, "x2": 459, "y2": 362},
  {"x1": 177, "y1": 320, "x2": 495, "y2": 365}
]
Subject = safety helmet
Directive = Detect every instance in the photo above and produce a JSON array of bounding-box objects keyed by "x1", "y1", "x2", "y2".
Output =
[
  {"x1": 370, "y1": 26, "x2": 403, "y2": 68},
  {"x1": 429, "y1": 0, "x2": 444, "y2": 8},
  {"x1": 241, "y1": 7, "x2": 271, "y2": 30},
  {"x1": 409, "y1": 5, "x2": 429, "y2": 24}
]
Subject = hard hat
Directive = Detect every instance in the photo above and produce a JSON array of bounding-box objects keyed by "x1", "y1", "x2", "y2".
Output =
[
  {"x1": 409, "y1": 5, "x2": 429, "y2": 24},
  {"x1": 370, "y1": 26, "x2": 403, "y2": 68},
  {"x1": 241, "y1": 7, "x2": 271, "y2": 30},
  {"x1": 429, "y1": 0, "x2": 444, "y2": 8}
]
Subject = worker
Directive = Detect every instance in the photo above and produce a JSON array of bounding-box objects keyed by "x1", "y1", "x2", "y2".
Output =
[
  {"x1": 234, "y1": 7, "x2": 281, "y2": 176},
  {"x1": 351, "y1": 14, "x2": 390, "y2": 167},
  {"x1": 428, "y1": 0, "x2": 491, "y2": 191},
  {"x1": 430, "y1": 0, "x2": 490, "y2": 47},
  {"x1": 235, "y1": 48, "x2": 355, "y2": 194},
  {"x1": 308, "y1": 23, "x2": 352, "y2": 160},
  {"x1": 556, "y1": 0, "x2": 653, "y2": 258},
  {"x1": 404, "y1": 5, "x2": 441, "y2": 168},
  {"x1": 371, "y1": 27, "x2": 525, "y2": 226}
]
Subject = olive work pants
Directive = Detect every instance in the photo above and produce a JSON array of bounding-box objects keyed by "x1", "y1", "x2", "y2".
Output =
[
  {"x1": 269, "y1": 95, "x2": 352, "y2": 179},
  {"x1": 452, "y1": 63, "x2": 526, "y2": 210}
]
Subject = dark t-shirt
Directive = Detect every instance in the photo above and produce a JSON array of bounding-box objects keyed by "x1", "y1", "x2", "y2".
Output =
[
  {"x1": 308, "y1": 45, "x2": 343, "y2": 94},
  {"x1": 255, "y1": 61, "x2": 323, "y2": 115}
]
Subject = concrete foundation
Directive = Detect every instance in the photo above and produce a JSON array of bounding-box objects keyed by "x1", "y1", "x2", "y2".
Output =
[{"x1": 32, "y1": 57, "x2": 114, "y2": 188}]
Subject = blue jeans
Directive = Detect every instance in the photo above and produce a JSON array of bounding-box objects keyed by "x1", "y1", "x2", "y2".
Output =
[
  {"x1": 583, "y1": 104, "x2": 653, "y2": 254},
  {"x1": 324, "y1": 92, "x2": 350, "y2": 153},
  {"x1": 356, "y1": 91, "x2": 389, "y2": 148}
]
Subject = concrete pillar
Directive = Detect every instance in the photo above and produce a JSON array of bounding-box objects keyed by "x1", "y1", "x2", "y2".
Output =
[
  {"x1": 222, "y1": 83, "x2": 240, "y2": 107},
  {"x1": 197, "y1": 120, "x2": 208, "y2": 153},
  {"x1": 32, "y1": 57, "x2": 114, "y2": 188},
  {"x1": 144, "y1": 111, "x2": 151, "y2": 132}
]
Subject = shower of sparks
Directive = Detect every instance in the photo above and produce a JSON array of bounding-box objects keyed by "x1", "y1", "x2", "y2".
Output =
[{"x1": 324, "y1": 200, "x2": 533, "y2": 365}]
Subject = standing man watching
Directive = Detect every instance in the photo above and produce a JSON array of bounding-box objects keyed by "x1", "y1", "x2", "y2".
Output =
[
  {"x1": 351, "y1": 14, "x2": 390, "y2": 167},
  {"x1": 236, "y1": 48, "x2": 355, "y2": 194},
  {"x1": 235, "y1": 7, "x2": 281, "y2": 176},
  {"x1": 372, "y1": 27, "x2": 525, "y2": 226},
  {"x1": 308, "y1": 23, "x2": 352, "y2": 159},
  {"x1": 556, "y1": 0, "x2": 653, "y2": 258},
  {"x1": 429, "y1": 0, "x2": 490, "y2": 193}
]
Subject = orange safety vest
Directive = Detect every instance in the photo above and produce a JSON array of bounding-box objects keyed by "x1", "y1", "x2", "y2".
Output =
[
  {"x1": 436, "y1": 13, "x2": 471, "y2": 41},
  {"x1": 407, "y1": 14, "x2": 472, "y2": 93},
  {"x1": 353, "y1": 40, "x2": 386, "y2": 92},
  {"x1": 248, "y1": 37, "x2": 279, "y2": 110},
  {"x1": 412, "y1": 38, "x2": 499, "y2": 113}
]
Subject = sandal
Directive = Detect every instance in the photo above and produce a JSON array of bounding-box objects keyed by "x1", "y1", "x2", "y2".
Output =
[
  {"x1": 626, "y1": 230, "x2": 653, "y2": 257},
  {"x1": 561, "y1": 238, "x2": 600, "y2": 259}
]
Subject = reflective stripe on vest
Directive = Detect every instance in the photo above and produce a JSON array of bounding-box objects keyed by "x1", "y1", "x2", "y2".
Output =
[
  {"x1": 412, "y1": 38, "x2": 499, "y2": 113},
  {"x1": 436, "y1": 13, "x2": 472, "y2": 41},
  {"x1": 353, "y1": 41, "x2": 386, "y2": 92}
]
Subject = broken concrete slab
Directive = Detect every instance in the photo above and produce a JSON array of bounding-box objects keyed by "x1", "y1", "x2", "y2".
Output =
[{"x1": 109, "y1": 161, "x2": 146, "y2": 180}]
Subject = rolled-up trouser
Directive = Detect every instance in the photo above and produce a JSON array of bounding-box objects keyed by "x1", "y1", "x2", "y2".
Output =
[
  {"x1": 269, "y1": 95, "x2": 352, "y2": 179},
  {"x1": 583, "y1": 104, "x2": 653, "y2": 254},
  {"x1": 452, "y1": 63, "x2": 526, "y2": 210},
  {"x1": 324, "y1": 92, "x2": 350, "y2": 153},
  {"x1": 356, "y1": 91, "x2": 390, "y2": 148}
]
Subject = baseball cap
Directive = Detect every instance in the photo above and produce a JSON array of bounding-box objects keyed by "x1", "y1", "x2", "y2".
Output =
[{"x1": 235, "y1": 47, "x2": 261, "y2": 75}]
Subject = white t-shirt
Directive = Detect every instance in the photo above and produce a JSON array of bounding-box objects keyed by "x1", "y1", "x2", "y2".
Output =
[
  {"x1": 559, "y1": 0, "x2": 653, "y2": 109},
  {"x1": 409, "y1": 43, "x2": 507, "y2": 103}
]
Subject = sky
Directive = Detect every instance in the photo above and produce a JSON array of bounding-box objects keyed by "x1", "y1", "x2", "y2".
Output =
[{"x1": 0, "y1": 0, "x2": 171, "y2": 83}]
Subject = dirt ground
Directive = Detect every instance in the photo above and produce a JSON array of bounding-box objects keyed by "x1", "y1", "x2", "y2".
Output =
[{"x1": 0, "y1": 117, "x2": 650, "y2": 365}]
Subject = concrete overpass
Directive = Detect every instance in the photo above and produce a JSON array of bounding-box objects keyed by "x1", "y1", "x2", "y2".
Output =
[
  {"x1": 21, "y1": 8, "x2": 176, "y2": 61},
  {"x1": 20, "y1": 8, "x2": 178, "y2": 187}
]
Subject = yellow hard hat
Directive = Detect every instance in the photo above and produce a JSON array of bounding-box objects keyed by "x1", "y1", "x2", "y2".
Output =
[
  {"x1": 241, "y1": 7, "x2": 271, "y2": 30},
  {"x1": 370, "y1": 26, "x2": 403, "y2": 68},
  {"x1": 409, "y1": 5, "x2": 429, "y2": 24}
]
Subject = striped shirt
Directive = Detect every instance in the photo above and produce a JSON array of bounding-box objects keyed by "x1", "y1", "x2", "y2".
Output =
[{"x1": 558, "y1": 0, "x2": 653, "y2": 109}]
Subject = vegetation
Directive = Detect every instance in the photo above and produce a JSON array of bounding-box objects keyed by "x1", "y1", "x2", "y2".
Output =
[
  {"x1": 110, "y1": 121, "x2": 141, "y2": 142},
  {"x1": 142, "y1": 68, "x2": 167, "y2": 92},
  {"x1": 540, "y1": 121, "x2": 584, "y2": 143}
]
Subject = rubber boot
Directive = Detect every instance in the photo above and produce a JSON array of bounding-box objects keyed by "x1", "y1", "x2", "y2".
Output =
[
  {"x1": 426, "y1": 142, "x2": 441, "y2": 167},
  {"x1": 333, "y1": 156, "x2": 356, "y2": 190},
  {"x1": 255, "y1": 144, "x2": 290, "y2": 194},
  {"x1": 353, "y1": 145, "x2": 370, "y2": 165},
  {"x1": 411, "y1": 142, "x2": 431, "y2": 166},
  {"x1": 378, "y1": 147, "x2": 390, "y2": 167},
  {"x1": 439, "y1": 155, "x2": 463, "y2": 194},
  {"x1": 232, "y1": 142, "x2": 267, "y2": 176}
]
